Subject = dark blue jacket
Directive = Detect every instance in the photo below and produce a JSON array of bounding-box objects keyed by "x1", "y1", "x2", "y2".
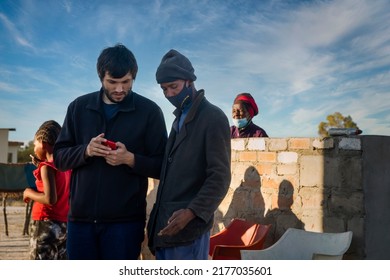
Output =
[{"x1": 54, "y1": 89, "x2": 167, "y2": 223}]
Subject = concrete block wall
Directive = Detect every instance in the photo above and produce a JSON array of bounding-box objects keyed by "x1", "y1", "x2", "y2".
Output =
[
  {"x1": 214, "y1": 137, "x2": 365, "y2": 259},
  {"x1": 144, "y1": 136, "x2": 390, "y2": 260}
]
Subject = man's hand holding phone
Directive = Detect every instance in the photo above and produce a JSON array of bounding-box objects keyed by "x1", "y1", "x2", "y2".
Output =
[
  {"x1": 85, "y1": 133, "x2": 117, "y2": 158},
  {"x1": 102, "y1": 140, "x2": 118, "y2": 150},
  {"x1": 86, "y1": 133, "x2": 134, "y2": 168}
]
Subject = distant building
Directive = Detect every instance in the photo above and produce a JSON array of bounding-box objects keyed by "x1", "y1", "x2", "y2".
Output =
[{"x1": 0, "y1": 128, "x2": 23, "y2": 163}]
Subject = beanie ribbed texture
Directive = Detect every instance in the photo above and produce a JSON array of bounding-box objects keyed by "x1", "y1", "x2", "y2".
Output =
[{"x1": 156, "y1": 49, "x2": 197, "y2": 83}]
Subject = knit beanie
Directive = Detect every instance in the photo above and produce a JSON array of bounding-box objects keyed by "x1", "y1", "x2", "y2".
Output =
[
  {"x1": 156, "y1": 49, "x2": 197, "y2": 83},
  {"x1": 234, "y1": 93, "x2": 259, "y2": 118}
]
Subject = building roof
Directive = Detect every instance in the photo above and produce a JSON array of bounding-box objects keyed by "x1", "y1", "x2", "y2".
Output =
[{"x1": 9, "y1": 141, "x2": 24, "y2": 147}]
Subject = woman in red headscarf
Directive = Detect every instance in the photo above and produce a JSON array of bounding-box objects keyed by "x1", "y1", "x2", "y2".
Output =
[{"x1": 231, "y1": 93, "x2": 268, "y2": 138}]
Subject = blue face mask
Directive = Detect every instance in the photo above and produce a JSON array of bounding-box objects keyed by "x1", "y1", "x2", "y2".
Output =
[
  {"x1": 167, "y1": 83, "x2": 192, "y2": 109},
  {"x1": 233, "y1": 118, "x2": 249, "y2": 129}
]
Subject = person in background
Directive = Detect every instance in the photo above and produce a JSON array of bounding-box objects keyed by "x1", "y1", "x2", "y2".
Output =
[
  {"x1": 23, "y1": 120, "x2": 71, "y2": 260},
  {"x1": 230, "y1": 93, "x2": 268, "y2": 138},
  {"x1": 53, "y1": 44, "x2": 167, "y2": 260},
  {"x1": 147, "y1": 49, "x2": 231, "y2": 260}
]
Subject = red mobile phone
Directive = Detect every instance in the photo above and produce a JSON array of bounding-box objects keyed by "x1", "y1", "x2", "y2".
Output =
[{"x1": 102, "y1": 140, "x2": 118, "y2": 150}]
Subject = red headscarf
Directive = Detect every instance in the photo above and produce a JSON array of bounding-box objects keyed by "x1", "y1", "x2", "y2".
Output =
[{"x1": 234, "y1": 93, "x2": 258, "y2": 118}]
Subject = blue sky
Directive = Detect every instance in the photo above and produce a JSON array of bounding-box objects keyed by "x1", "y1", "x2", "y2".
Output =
[{"x1": 1, "y1": 0, "x2": 390, "y2": 145}]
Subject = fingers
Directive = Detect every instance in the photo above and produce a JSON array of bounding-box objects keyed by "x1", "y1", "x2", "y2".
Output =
[
  {"x1": 23, "y1": 189, "x2": 30, "y2": 203},
  {"x1": 86, "y1": 133, "x2": 111, "y2": 157},
  {"x1": 158, "y1": 215, "x2": 177, "y2": 236},
  {"x1": 158, "y1": 219, "x2": 183, "y2": 236},
  {"x1": 158, "y1": 209, "x2": 194, "y2": 237},
  {"x1": 86, "y1": 137, "x2": 129, "y2": 166},
  {"x1": 115, "y1": 142, "x2": 124, "y2": 150},
  {"x1": 158, "y1": 223, "x2": 176, "y2": 236},
  {"x1": 104, "y1": 142, "x2": 133, "y2": 167},
  {"x1": 30, "y1": 154, "x2": 42, "y2": 166}
]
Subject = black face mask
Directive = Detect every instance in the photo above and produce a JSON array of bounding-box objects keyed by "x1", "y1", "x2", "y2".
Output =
[{"x1": 166, "y1": 83, "x2": 192, "y2": 109}]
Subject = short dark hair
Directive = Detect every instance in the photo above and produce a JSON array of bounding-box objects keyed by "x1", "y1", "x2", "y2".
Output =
[
  {"x1": 35, "y1": 120, "x2": 61, "y2": 146},
  {"x1": 96, "y1": 43, "x2": 138, "y2": 81}
]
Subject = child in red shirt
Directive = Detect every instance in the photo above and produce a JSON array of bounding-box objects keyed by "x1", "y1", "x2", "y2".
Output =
[{"x1": 23, "y1": 120, "x2": 71, "y2": 260}]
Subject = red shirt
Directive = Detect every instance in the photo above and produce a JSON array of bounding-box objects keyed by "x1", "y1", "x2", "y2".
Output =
[{"x1": 31, "y1": 161, "x2": 71, "y2": 222}]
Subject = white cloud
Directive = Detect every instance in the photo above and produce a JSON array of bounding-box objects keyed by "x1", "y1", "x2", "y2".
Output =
[
  {"x1": 62, "y1": 0, "x2": 72, "y2": 13},
  {"x1": 0, "y1": 12, "x2": 34, "y2": 49},
  {"x1": 0, "y1": 81, "x2": 20, "y2": 93}
]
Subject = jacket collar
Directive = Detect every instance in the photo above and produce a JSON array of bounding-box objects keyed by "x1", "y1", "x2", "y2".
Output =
[
  {"x1": 172, "y1": 89, "x2": 205, "y2": 120},
  {"x1": 168, "y1": 90, "x2": 205, "y2": 154},
  {"x1": 86, "y1": 88, "x2": 136, "y2": 113}
]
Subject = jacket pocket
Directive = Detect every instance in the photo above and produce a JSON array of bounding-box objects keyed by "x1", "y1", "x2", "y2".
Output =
[{"x1": 155, "y1": 201, "x2": 208, "y2": 245}]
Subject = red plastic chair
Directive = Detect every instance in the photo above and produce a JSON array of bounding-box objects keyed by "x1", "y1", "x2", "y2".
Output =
[{"x1": 209, "y1": 218, "x2": 271, "y2": 260}]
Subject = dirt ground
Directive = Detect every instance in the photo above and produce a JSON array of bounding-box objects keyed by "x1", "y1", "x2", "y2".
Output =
[
  {"x1": 0, "y1": 205, "x2": 29, "y2": 260},
  {"x1": 0, "y1": 196, "x2": 154, "y2": 260}
]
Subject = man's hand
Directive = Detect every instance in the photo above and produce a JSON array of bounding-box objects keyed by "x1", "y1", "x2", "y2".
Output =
[
  {"x1": 104, "y1": 142, "x2": 135, "y2": 167},
  {"x1": 85, "y1": 133, "x2": 111, "y2": 158},
  {"x1": 85, "y1": 134, "x2": 135, "y2": 167},
  {"x1": 158, "y1": 209, "x2": 196, "y2": 237}
]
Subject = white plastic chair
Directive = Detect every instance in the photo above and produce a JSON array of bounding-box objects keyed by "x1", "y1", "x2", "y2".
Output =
[{"x1": 241, "y1": 228, "x2": 353, "y2": 260}]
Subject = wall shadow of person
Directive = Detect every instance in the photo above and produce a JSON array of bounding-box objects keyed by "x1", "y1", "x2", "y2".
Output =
[
  {"x1": 222, "y1": 166, "x2": 266, "y2": 228},
  {"x1": 264, "y1": 179, "x2": 304, "y2": 246},
  {"x1": 211, "y1": 208, "x2": 224, "y2": 235}
]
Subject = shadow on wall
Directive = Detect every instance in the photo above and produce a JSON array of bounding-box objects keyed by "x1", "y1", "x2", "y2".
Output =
[
  {"x1": 264, "y1": 179, "x2": 305, "y2": 245},
  {"x1": 222, "y1": 166, "x2": 265, "y2": 227},
  {"x1": 216, "y1": 166, "x2": 304, "y2": 248}
]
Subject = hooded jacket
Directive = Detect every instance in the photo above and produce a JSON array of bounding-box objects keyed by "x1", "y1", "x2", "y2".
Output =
[{"x1": 54, "y1": 89, "x2": 167, "y2": 223}]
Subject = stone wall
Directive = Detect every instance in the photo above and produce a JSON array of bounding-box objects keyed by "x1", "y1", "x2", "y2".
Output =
[{"x1": 145, "y1": 136, "x2": 390, "y2": 260}]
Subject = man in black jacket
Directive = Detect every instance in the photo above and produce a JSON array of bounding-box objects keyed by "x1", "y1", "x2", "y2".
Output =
[
  {"x1": 147, "y1": 49, "x2": 231, "y2": 260},
  {"x1": 54, "y1": 44, "x2": 167, "y2": 260}
]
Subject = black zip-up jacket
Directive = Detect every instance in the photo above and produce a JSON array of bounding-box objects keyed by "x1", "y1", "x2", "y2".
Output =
[{"x1": 54, "y1": 89, "x2": 167, "y2": 223}]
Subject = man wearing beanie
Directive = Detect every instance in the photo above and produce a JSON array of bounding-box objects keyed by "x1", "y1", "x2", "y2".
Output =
[
  {"x1": 231, "y1": 93, "x2": 268, "y2": 138},
  {"x1": 147, "y1": 49, "x2": 231, "y2": 260}
]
